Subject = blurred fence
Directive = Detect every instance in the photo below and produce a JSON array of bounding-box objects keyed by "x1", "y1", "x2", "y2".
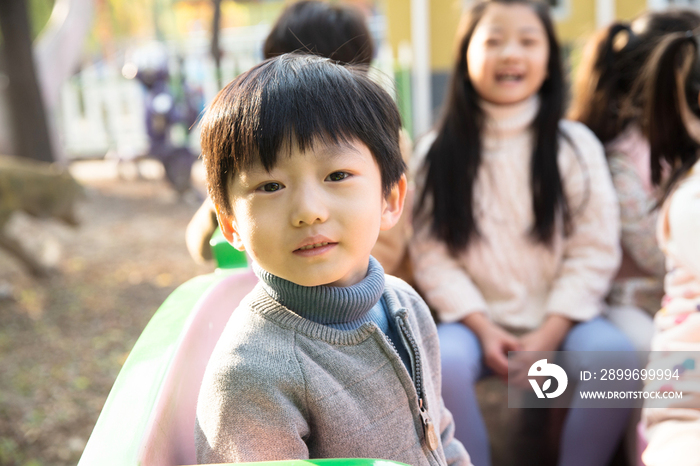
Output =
[{"x1": 58, "y1": 15, "x2": 414, "y2": 161}]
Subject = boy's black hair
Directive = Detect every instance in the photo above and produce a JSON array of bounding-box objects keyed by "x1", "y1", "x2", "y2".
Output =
[
  {"x1": 263, "y1": 0, "x2": 374, "y2": 66},
  {"x1": 569, "y1": 9, "x2": 700, "y2": 144},
  {"x1": 415, "y1": 0, "x2": 568, "y2": 254},
  {"x1": 201, "y1": 54, "x2": 404, "y2": 215}
]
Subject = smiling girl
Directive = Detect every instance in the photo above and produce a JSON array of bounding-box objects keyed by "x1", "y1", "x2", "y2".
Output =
[{"x1": 410, "y1": 1, "x2": 636, "y2": 465}]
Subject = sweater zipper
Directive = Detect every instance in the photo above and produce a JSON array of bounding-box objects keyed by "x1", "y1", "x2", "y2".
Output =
[{"x1": 397, "y1": 317, "x2": 439, "y2": 452}]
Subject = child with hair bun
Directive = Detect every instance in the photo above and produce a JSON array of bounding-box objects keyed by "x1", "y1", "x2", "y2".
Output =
[
  {"x1": 570, "y1": 10, "x2": 700, "y2": 352},
  {"x1": 633, "y1": 28, "x2": 700, "y2": 466}
]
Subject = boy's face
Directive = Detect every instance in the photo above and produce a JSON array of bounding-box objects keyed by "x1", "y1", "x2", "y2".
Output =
[{"x1": 217, "y1": 139, "x2": 406, "y2": 287}]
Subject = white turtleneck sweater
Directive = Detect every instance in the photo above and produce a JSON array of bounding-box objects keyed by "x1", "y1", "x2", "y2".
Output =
[{"x1": 409, "y1": 96, "x2": 621, "y2": 330}]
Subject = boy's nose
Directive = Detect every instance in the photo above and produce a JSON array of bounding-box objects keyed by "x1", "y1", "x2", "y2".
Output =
[{"x1": 291, "y1": 186, "x2": 329, "y2": 226}]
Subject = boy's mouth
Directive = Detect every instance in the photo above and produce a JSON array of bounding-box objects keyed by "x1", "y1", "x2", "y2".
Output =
[
  {"x1": 293, "y1": 241, "x2": 337, "y2": 257},
  {"x1": 293, "y1": 236, "x2": 338, "y2": 255},
  {"x1": 296, "y1": 242, "x2": 330, "y2": 251}
]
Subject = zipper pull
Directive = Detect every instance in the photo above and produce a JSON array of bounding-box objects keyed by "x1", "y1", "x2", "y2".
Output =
[{"x1": 419, "y1": 399, "x2": 439, "y2": 451}]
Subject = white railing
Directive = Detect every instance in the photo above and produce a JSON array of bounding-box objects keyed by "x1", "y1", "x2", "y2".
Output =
[
  {"x1": 58, "y1": 18, "x2": 413, "y2": 160},
  {"x1": 59, "y1": 24, "x2": 270, "y2": 160}
]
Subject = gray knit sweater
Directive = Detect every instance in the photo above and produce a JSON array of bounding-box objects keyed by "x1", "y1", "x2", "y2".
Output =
[{"x1": 195, "y1": 262, "x2": 471, "y2": 466}]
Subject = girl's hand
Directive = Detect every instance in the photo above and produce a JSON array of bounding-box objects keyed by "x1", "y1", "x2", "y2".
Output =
[
  {"x1": 510, "y1": 315, "x2": 574, "y2": 386},
  {"x1": 519, "y1": 314, "x2": 574, "y2": 352},
  {"x1": 462, "y1": 313, "x2": 521, "y2": 380}
]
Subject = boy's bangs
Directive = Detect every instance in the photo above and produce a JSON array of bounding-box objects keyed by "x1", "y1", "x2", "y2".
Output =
[
  {"x1": 250, "y1": 57, "x2": 383, "y2": 170},
  {"x1": 203, "y1": 55, "x2": 387, "y2": 171}
]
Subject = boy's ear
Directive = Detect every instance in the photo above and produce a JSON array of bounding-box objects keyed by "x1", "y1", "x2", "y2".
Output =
[
  {"x1": 380, "y1": 174, "x2": 408, "y2": 231},
  {"x1": 215, "y1": 204, "x2": 246, "y2": 251}
]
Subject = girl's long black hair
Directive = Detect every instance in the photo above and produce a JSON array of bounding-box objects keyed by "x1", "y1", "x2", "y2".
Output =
[
  {"x1": 640, "y1": 30, "x2": 700, "y2": 203},
  {"x1": 415, "y1": 0, "x2": 568, "y2": 255}
]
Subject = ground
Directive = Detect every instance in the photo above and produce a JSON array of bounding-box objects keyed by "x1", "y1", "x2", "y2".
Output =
[{"x1": 0, "y1": 160, "x2": 214, "y2": 466}]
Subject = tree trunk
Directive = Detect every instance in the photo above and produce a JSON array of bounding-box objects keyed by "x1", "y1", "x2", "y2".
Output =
[
  {"x1": 211, "y1": 0, "x2": 222, "y2": 90},
  {"x1": 0, "y1": 0, "x2": 54, "y2": 162}
]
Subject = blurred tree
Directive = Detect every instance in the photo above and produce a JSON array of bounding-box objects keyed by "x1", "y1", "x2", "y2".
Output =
[
  {"x1": 28, "y1": 0, "x2": 55, "y2": 38},
  {"x1": 0, "y1": 0, "x2": 54, "y2": 162},
  {"x1": 211, "y1": 0, "x2": 222, "y2": 89}
]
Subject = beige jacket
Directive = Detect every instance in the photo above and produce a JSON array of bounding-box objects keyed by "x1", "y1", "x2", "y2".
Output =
[{"x1": 410, "y1": 97, "x2": 620, "y2": 329}]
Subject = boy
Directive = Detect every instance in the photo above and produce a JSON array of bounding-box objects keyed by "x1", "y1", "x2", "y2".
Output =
[
  {"x1": 186, "y1": 0, "x2": 413, "y2": 283},
  {"x1": 195, "y1": 54, "x2": 470, "y2": 466}
]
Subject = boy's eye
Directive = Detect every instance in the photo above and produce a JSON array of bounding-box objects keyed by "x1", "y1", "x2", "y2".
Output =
[
  {"x1": 326, "y1": 172, "x2": 350, "y2": 182},
  {"x1": 259, "y1": 182, "x2": 283, "y2": 192}
]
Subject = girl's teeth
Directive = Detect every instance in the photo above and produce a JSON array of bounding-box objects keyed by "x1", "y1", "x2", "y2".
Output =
[{"x1": 300, "y1": 242, "x2": 329, "y2": 250}]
